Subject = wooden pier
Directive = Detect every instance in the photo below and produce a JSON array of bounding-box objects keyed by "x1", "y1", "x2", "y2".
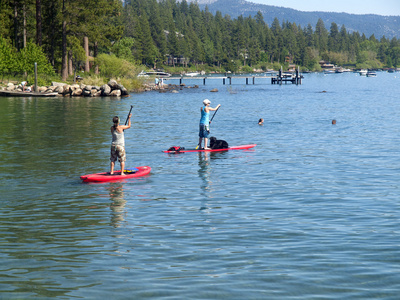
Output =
[
  {"x1": 271, "y1": 68, "x2": 303, "y2": 85},
  {"x1": 163, "y1": 68, "x2": 303, "y2": 86}
]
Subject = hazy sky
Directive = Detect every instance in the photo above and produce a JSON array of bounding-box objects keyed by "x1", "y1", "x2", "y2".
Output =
[{"x1": 248, "y1": 0, "x2": 400, "y2": 16}]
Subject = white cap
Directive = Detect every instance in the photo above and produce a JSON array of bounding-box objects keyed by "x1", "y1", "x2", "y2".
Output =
[{"x1": 203, "y1": 99, "x2": 211, "y2": 105}]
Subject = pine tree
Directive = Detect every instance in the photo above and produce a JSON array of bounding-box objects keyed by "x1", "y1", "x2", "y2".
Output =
[{"x1": 315, "y1": 18, "x2": 328, "y2": 53}]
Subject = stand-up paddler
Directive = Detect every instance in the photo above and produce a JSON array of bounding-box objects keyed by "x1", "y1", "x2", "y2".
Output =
[
  {"x1": 199, "y1": 99, "x2": 220, "y2": 150},
  {"x1": 110, "y1": 113, "x2": 132, "y2": 175}
]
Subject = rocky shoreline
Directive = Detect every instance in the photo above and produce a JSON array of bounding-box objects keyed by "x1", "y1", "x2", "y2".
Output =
[
  {"x1": 0, "y1": 79, "x2": 212, "y2": 96},
  {"x1": 1, "y1": 79, "x2": 129, "y2": 97},
  {"x1": 140, "y1": 82, "x2": 201, "y2": 93}
]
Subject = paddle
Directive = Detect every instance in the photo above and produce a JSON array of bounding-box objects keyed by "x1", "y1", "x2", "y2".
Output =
[
  {"x1": 196, "y1": 106, "x2": 220, "y2": 149},
  {"x1": 125, "y1": 105, "x2": 133, "y2": 125}
]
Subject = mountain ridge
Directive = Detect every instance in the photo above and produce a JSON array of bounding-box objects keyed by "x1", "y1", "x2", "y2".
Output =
[{"x1": 188, "y1": 0, "x2": 400, "y2": 39}]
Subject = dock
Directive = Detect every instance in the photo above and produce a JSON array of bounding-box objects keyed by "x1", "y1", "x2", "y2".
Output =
[
  {"x1": 163, "y1": 68, "x2": 303, "y2": 86},
  {"x1": 271, "y1": 68, "x2": 303, "y2": 85}
]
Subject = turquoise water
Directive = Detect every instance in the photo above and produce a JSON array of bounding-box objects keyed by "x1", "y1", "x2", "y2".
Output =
[{"x1": 1, "y1": 72, "x2": 400, "y2": 299}]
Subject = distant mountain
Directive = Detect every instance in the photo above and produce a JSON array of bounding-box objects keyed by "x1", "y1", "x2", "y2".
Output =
[{"x1": 188, "y1": 0, "x2": 400, "y2": 39}]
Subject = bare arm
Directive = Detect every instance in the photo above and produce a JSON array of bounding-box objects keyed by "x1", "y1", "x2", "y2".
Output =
[
  {"x1": 206, "y1": 104, "x2": 221, "y2": 112},
  {"x1": 120, "y1": 114, "x2": 132, "y2": 130}
]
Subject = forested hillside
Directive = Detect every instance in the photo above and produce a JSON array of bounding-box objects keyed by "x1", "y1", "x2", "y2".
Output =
[
  {"x1": 192, "y1": 0, "x2": 400, "y2": 40},
  {"x1": 1, "y1": 0, "x2": 400, "y2": 82}
]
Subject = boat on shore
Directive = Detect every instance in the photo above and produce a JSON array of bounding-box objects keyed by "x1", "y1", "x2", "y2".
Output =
[
  {"x1": 0, "y1": 90, "x2": 59, "y2": 97},
  {"x1": 367, "y1": 70, "x2": 377, "y2": 77}
]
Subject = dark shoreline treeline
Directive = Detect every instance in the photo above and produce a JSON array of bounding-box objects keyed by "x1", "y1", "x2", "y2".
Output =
[{"x1": 0, "y1": 0, "x2": 398, "y2": 80}]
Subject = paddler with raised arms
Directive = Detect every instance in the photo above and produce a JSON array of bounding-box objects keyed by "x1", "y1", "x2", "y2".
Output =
[
  {"x1": 198, "y1": 99, "x2": 220, "y2": 150},
  {"x1": 110, "y1": 113, "x2": 132, "y2": 175}
]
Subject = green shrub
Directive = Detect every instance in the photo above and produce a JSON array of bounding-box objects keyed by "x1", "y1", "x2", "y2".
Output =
[
  {"x1": 240, "y1": 65, "x2": 253, "y2": 73},
  {"x1": 95, "y1": 54, "x2": 139, "y2": 79},
  {"x1": 0, "y1": 37, "x2": 17, "y2": 73},
  {"x1": 16, "y1": 42, "x2": 55, "y2": 75}
]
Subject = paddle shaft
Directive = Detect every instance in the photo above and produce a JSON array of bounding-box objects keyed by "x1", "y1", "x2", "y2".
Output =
[
  {"x1": 125, "y1": 105, "x2": 133, "y2": 125},
  {"x1": 209, "y1": 106, "x2": 219, "y2": 124}
]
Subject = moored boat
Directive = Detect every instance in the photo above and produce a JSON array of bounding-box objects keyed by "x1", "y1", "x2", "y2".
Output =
[
  {"x1": 137, "y1": 70, "x2": 171, "y2": 78},
  {"x1": 185, "y1": 72, "x2": 200, "y2": 77}
]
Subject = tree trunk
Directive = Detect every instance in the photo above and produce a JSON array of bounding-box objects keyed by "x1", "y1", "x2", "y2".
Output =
[
  {"x1": 62, "y1": 20, "x2": 68, "y2": 80},
  {"x1": 94, "y1": 41, "x2": 99, "y2": 74},
  {"x1": 14, "y1": 0, "x2": 18, "y2": 49},
  {"x1": 36, "y1": 0, "x2": 42, "y2": 46},
  {"x1": 23, "y1": 4, "x2": 26, "y2": 48},
  {"x1": 61, "y1": 0, "x2": 68, "y2": 81},
  {"x1": 83, "y1": 36, "x2": 90, "y2": 73},
  {"x1": 49, "y1": 1, "x2": 56, "y2": 66},
  {"x1": 68, "y1": 50, "x2": 73, "y2": 76}
]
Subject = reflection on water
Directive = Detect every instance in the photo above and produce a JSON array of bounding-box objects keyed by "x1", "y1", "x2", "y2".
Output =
[
  {"x1": 198, "y1": 152, "x2": 211, "y2": 212},
  {"x1": 2, "y1": 73, "x2": 400, "y2": 299},
  {"x1": 107, "y1": 183, "x2": 126, "y2": 228},
  {"x1": 197, "y1": 152, "x2": 211, "y2": 192}
]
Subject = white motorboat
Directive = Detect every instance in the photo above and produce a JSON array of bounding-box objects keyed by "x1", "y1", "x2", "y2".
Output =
[
  {"x1": 185, "y1": 72, "x2": 200, "y2": 77},
  {"x1": 138, "y1": 70, "x2": 171, "y2": 77}
]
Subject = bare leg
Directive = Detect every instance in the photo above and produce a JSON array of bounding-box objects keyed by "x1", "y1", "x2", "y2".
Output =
[
  {"x1": 110, "y1": 161, "x2": 115, "y2": 174},
  {"x1": 120, "y1": 161, "x2": 125, "y2": 175},
  {"x1": 204, "y1": 137, "x2": 211, "y2": 150}
]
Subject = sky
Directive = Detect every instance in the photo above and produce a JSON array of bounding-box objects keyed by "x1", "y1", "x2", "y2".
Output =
[{"x1": 248, "y1": 0, "x2": 400, "y2": 16}]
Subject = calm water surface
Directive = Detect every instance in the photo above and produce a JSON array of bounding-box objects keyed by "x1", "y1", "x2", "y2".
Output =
[{"x1": 1, "y1": 72, "x2": 400, "y2": 299}]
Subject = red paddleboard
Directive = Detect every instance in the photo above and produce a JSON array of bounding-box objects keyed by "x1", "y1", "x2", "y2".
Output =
[
  {"x1": 163, "y1": 144, "x2": 256, "y2": 153},
  {"x1": 80, "y1": 166, "x2": 151, "y2": 183}
]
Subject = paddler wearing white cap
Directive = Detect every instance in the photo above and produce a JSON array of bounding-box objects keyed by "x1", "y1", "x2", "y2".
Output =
[{"x1": 198, "y1": 99, "x2": 221, "y2": 150}]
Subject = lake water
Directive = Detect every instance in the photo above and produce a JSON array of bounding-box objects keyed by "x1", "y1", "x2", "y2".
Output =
[{"x1": 1, "y1": 72, "x2": 400, "y2": 299}]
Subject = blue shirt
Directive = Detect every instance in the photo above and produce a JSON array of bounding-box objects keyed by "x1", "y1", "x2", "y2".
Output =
[{"x1": 199, "y1": 106, "x2": 210, "y2": 125}]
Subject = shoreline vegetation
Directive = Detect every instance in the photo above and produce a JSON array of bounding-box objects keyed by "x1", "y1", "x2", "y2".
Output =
[
  {"x1": 0, "y1": 66, "x2": 396, "y2": 96},
  {"x1": 2, "y1": 0, "x2": 399, "y2": 95},
  {"x1": 0, "y1": 78, "x2": 200, "y2": 96}
]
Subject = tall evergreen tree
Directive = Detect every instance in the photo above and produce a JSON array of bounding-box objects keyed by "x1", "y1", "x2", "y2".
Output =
[
  {"x1": 328, "y1": 22, "x2": 339, "y2": 52},
  {"x1": 315, "y1": 18, "x2": 328, "y2": 54}
]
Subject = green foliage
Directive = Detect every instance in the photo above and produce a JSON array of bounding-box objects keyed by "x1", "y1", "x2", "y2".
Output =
[
  {"x1": 2, "y1": 0, "x2": 400, "y2": 78},
  {"x1": 0, "y1": 38, "x2": 54, "y2": 77},
  {"x1": 95, "y1": 53, "x2": 138, "y2": 79},
  {"x1": 112, "y1": 37, "x2": 137, "y2": 63},
  {"x1": 16, "y1": 42, "x2": 55, "y2": 75},
  {"x1": 0, "y1": 37, "x2": 17, "y2": 73},
  {"x1": 241, "y1": 65, "x2": 253, "y2": 73},
  {"x1": 67, "y1": 36, "x2": 86, "y2": 68}
]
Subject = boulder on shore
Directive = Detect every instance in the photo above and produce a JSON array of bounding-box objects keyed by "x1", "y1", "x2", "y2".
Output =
[
  {"x1": 110, "y1": 89, "x2": 121, "y2": 97},
  {"x1": 52, "y1": 82, "x2": 65, "y2": 87},
  {"x1": 101, "y1": 84, "x2": 111, "y2": 96},
  {"x1": 82, "y1": 89, "x2": 92, "y2": 97},
  {"x1": 72, "y1": 89, "x2": 83, "y2": 96},
  {"x1": 1, "y1": 79, "x2": 129, "y2": 97},
  {"x1": 108, "y1": 79, "x2": 119, "y2": 90}
]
